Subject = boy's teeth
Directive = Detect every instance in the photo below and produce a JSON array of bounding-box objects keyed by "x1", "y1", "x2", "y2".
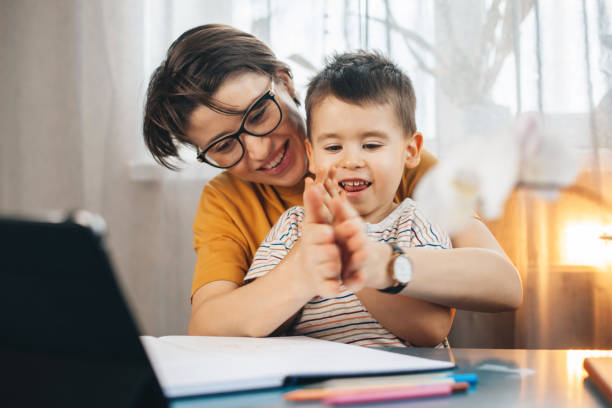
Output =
[{"x1": 341, "y1": 181, "x2": 368, "y2": 187}]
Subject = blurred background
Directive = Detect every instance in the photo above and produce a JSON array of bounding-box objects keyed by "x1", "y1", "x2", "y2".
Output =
[{"x1": 1, "y1": 0, "x2": 610, "y2": 348}]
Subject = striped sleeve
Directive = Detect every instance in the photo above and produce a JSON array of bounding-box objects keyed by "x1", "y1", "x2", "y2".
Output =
[
  {"x1": 396, "y1": 200, "x2": 452, "y2": 251},
  {"x1": 243, "y1": 206, "x2": 304, "y2": 282},
  {"x1": 410, "y1": 204, "x2": 452, "y2": 249}
]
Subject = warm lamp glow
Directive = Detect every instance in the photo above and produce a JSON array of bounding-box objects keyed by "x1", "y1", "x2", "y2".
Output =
[
  {"x1": 566, "y1": 350, "x2": 612, "y2": 387},
  {"x1": 561, "y1": 222, "x2": 612, "y2": 268}
]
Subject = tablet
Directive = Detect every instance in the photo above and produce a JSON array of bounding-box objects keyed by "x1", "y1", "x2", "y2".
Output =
[{"x1": 0, "y1": 214, "x2": 167, "y2": 407}]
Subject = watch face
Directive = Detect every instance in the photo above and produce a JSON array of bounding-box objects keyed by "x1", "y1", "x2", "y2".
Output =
[{"x1": 393, "y1": 256, "x2": 413, "y2": 284}]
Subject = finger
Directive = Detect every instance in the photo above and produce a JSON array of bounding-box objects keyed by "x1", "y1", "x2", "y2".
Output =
[
  {"x1": 330, "y1": 195, "x2": 360, "y2": 225},
  {"x1": 304, "y1": 176, "x2": 314, "y2": 189},
  {"x1": 332, "y1": 174, "x2": 349, "y2": 204},
  {"x1": 340, "y1": 248, "x2": 367, "y2": 281},
  {"x1": 339, "y1": 188, "x2": 348, "y2": 203},
  {"x1": 342, "y1": 230, "x2": 368, "y2": 254},
  {"x1": 320, "y1": 184, "x2": 333, "y2": 213},
  {"x1": 320, "y1": 166, "x2": 344, "y2": 221},
  {"x1": 334, "y1": 219, "x2": 364, "y2": 243},
  {"x1": 303, "y1": 184, "x2": 328, "y2": 224},
  {"x1": 324, "y1": 178, "x2": 339, "y2": 201},
  {"x1": 312, "y1": 186, "x2": 334, "y2": 224},
  {"x1": 312, "y1": 165, "x2": 335, "y2": 211},
  {"x1": 319, "y1": 168, "x2": 335, "y2": 205},
  {"x1": 348, "y1": 248, "x2": 367, "y2": 269},
  {"x1": 318, "y1": 260, "x2": 342, "y2": 279},
  {"x1": 319, "y1": 203, "x2": 333, "y2": 224},
  {"x1": 318, "y1": 244, "x2": 341, "y2": 267},
  {"x1": 341, "y1": 247, "x2": 367, "y2": 272},
  {"x1": 314, "y1": 165, "x2": 329, "y2": 185},
  {"x1": 324, "y1": 166, "x2": 340, "y2": 199}
]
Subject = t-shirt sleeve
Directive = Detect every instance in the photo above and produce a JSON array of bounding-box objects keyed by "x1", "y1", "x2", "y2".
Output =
[
  {"x1": 191, "y1": 182, "x2": 251, "y2": 296},
  {"x1": 396, "y1": 200, "x2": 452, "y2": 251},
  {"x1": 409, "y1": 204, "x2": 452, "y2": 250},
  {"x1": 244, "y1": 206, "x2": 303, "y2": 283}
]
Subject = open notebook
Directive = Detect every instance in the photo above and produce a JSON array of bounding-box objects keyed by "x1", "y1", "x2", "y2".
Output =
[{"x1": 140, "y1": 335, "x2": 455, "y2": 398}]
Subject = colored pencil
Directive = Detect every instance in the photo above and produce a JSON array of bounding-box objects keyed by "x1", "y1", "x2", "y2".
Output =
[
  {"x1": 323, "y1": 383, "x2": 453, "y2": 405},
  {"x1": 284, "y1": 379, "x2": 451, "y2": 401},
  {"x1": 283, "y1": 373, "x2": 476, "y2": 402}
]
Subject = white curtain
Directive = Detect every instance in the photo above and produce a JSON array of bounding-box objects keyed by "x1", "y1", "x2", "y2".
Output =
[
  {"x1": 0, "y1": 0, "x2": 201, "y2": 336},
  {"x1": 2, "y1": 0, "x2": 610, "y2": 345}
]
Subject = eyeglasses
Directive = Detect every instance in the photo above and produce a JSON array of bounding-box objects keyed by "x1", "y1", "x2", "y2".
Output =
[{"x1": 196, "y1": 80, "x2": 283, "y2": 169}]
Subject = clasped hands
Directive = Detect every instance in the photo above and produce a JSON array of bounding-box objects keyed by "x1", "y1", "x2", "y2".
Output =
[{"x1": 295, "y1": 166, "x2": 390, "y2": 299}]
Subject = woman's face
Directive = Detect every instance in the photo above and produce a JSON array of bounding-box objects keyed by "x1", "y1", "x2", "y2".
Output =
[{"x1": 187, "y1": 72, "x2": 308, "y2": 187}]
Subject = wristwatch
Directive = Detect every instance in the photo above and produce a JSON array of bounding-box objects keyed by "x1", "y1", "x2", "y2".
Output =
[{"x1": 378, "y1": 243, "x2": 413, "y2": 294}]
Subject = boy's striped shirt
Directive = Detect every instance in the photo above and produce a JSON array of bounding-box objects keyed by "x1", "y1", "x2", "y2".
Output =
[{"x1": 244, "y1": 198, "x2": 452, "y2": 347}]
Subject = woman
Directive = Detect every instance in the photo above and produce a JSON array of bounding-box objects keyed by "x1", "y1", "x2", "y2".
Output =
[{"x1": 143, "y1": 24, "x2": 522, "y2": 346}]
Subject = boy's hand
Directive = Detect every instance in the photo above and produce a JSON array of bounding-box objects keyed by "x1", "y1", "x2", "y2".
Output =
[
  {"x1": 297, "y1": 176, "x2": 343, "y2": 298},
  {"x1": 307, "y1": 165, "x2": 342, "y2": 224},
  {"x1": 329, "y1": 192, "x2": 371, "y2": 292}
]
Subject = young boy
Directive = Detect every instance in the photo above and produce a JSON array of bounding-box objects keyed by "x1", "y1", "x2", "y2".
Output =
[{"x1": 244, "y1": 51, "x2": 452, "y2": 347}]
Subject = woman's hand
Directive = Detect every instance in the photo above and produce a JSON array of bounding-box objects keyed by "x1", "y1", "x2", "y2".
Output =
[
  {"x1": 330, "y1": 193, "x2": 393, "y2": 293},
  {"x1": 295, "y1": 177, "x2": 343, "y2": 299},
  {"x1": 301, "y1": 165, "x2": 395, "y2": 294},
  {"x1": 306, "y1": 165, "x2": 389, "y2": 293},
  {"x1": 329, "y1": 192, "x2": 367, "y2": 291}
]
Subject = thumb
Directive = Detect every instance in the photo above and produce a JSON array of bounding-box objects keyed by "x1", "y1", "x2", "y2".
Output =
[{"x1": 303, "y1": 179, "x2": 327, "y2": 224}]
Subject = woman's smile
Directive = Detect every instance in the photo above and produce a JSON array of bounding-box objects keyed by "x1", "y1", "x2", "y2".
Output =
[{"x1": 258, "y1": 140, "x2": 291, "y2": 175}]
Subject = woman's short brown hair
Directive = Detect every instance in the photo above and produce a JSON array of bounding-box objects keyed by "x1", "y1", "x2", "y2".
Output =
[{"x1": 143, "y1": 24, "x2": 289, "y2": 169}]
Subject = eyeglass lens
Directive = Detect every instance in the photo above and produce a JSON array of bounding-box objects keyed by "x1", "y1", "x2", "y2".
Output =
[{"x1": 203, "y1": 95, "x2": 281, "y2": 168}]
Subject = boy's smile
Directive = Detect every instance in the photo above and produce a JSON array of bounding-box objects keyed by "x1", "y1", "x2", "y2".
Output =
[
  {"x1": 338, "y1": 178, "x2": 372, "y2": 195},
  {"x1": 307, "y1": 96, "x2": 422, "y2": 224}
]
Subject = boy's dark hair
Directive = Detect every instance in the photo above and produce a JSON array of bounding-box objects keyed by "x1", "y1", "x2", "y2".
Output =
[
  {"x1": 143, "y1": 24, "x2": 290, "y2": 170},
  {"x1": 305, "y1": 51, "x2": 417, "y2": 140}
]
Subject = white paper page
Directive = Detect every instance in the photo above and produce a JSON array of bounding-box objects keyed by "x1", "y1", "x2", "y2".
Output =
[
  {"x1": 140, "y1": 336, "x2": 283, "y2": 397},
  {"x1": 141, "y1": 335, "x2": 454, "y2": 398}
]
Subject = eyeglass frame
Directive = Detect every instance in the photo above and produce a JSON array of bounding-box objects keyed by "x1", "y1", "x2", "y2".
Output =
[{"x1": 195, "y1": 79, "x2": 283, "y2": 169}]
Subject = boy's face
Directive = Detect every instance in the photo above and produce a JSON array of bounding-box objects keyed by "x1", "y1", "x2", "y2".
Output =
[{"x1": 307, "y1": 96, "x2": 422, "y2": 223}]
